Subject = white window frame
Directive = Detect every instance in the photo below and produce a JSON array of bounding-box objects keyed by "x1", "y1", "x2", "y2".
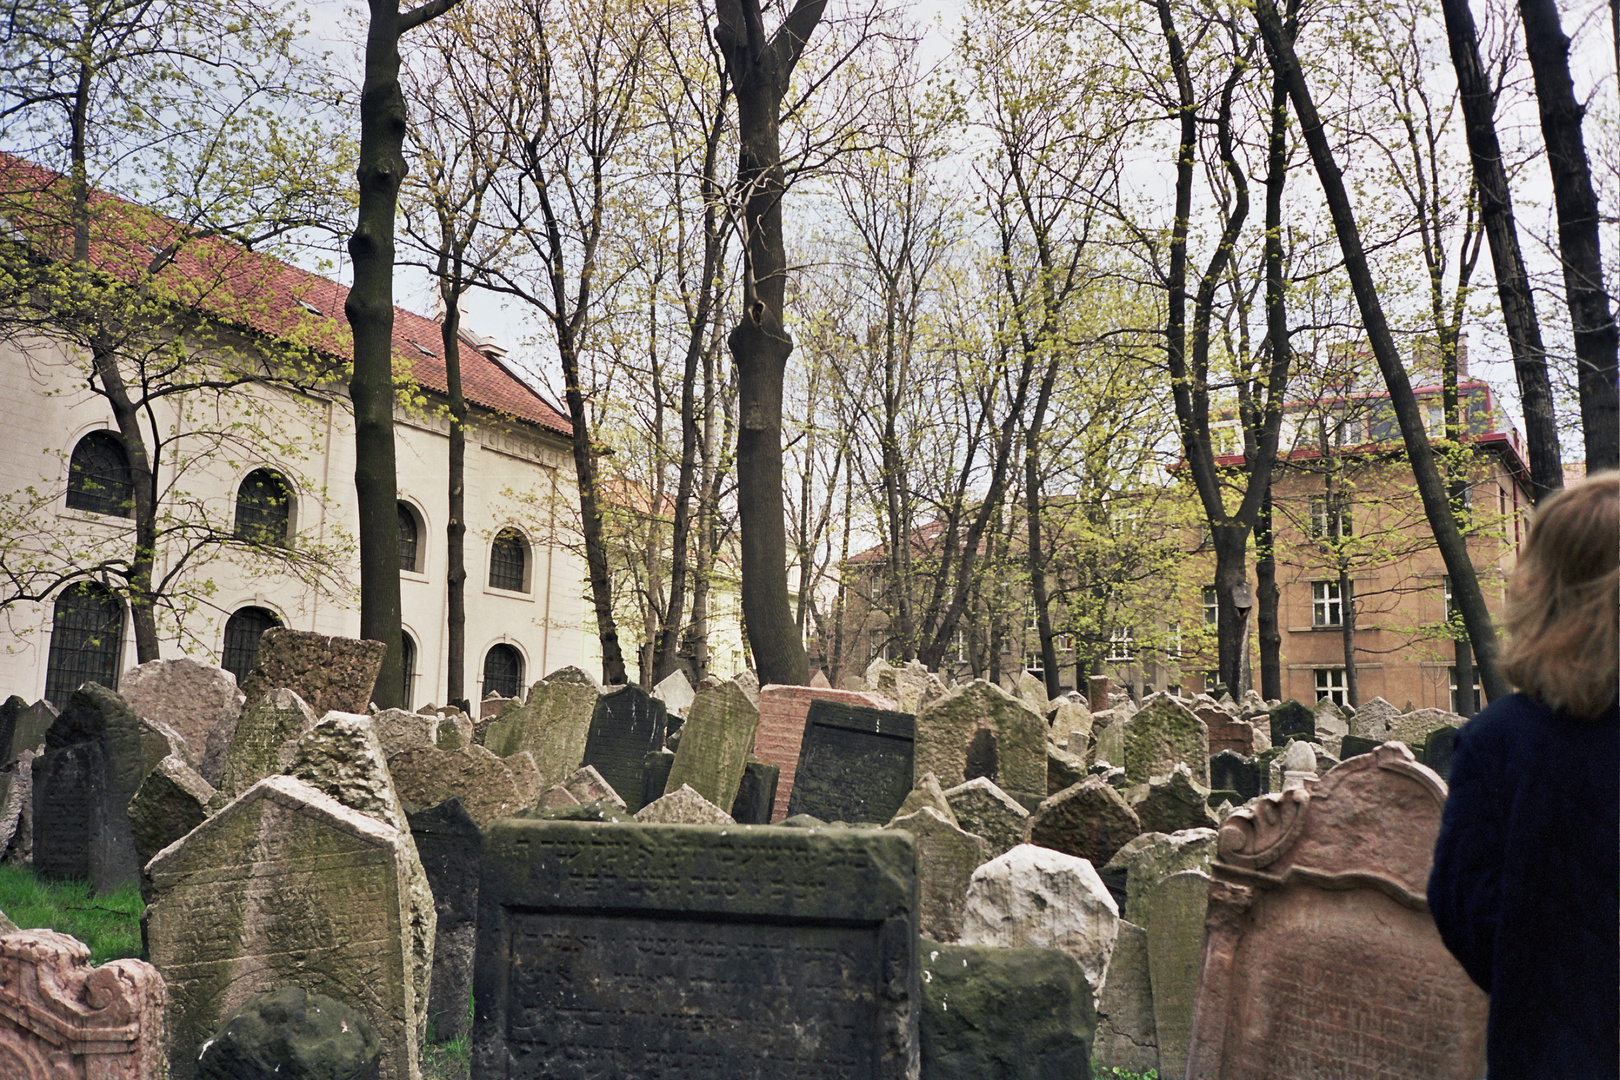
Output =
[
  {"x1": 1202, "y1": 586, "x2": 1218, "y2": 626},
  {"x1": 1024, "y1": 651, "x2": 1044, "y2": 677},
  {"x1": 1315, "y1": 667, "x2": 1347, "y2": 707},
  {"x1": 1312, "y1": 580, "x2": 1343, "y2": 627},
  {"x1": 1107, "y1": 627, "x2": 1136, "y2": 662},
  {"x1": 1309, "y1": 496, "x2": 1352, "y2": 539}
]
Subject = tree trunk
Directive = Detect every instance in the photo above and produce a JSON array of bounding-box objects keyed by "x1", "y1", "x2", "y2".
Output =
[
  {"x1": 714, "y1": 0, "x2": 826, "y2": 686},
  {"x1": 440, "y1": 279, "x2": 468, "y2": 709},
  {"x1": 1256, "y1": 486, "x2": 1281, "y2": 700},
  {"x1": 1518, "y1": 0, "x2": 1619, "y2": 471},
  {"x1": 1255, "y1": 0, "x2": 1508, "y2": 701},
  {"x1": 1439, "y1": 0, "x2": 1563, "y2": 499}
]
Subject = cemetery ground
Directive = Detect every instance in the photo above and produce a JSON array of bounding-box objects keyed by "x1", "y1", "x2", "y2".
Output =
[{"x1": 0, "y1": 634, "x2": 1493, "y2": 1078}]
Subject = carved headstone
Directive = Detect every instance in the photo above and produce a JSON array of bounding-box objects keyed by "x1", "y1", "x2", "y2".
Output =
[
  {"x1": 1119, "y1": 828, "x2": 1218, "y2": 924},
  {"x1": 1338, "y1": 733, "x2": 1382, "y2": 760},
  {"x1": 581, "y1": 685, "x2": 666, "y2": 813},
  {"x1": 640, "y1": 748, "x2": 675, "y2": 809},
  {"x1": 473, "y1": 817, "x2": 919, "y2": 1077},
  {"x1": 729, "y1": 759, "x2": 780, "y2": 825},
  {"x1": 664, "y1": 681, "x2": 759, "y2": 812},
  {"x1": 211, "y1": 688, "x2": 317, "y2": 796},
  {"x1": 371, "y1": 707, "x2": 437, "y2": 758},
  {"x1": 1122, "y1": 694, "x2": 1210, "y2": 786},
  {"x1": 1347, "y1": 696, "x2": 1400, "y2": 739},
  {"x1": 1388, "y1": 708, "x2": 1465, "y2": 753},
  {"x1": 633, "y1": 783, "x2": 735, "y2": 825},
  {"x1": 894, "y1": 772, "x2": 958, "y2": 826},
  {"x1": 943, "y1": 776, "x2": 1030, "y2": 858},
  {"x1": 128, "y1": 754, "x2": 214, "y2": 888},
  {"x1": 914, "y1": 680, "x2": 1047, "y2": 802},
  {"x1": 1144, "y1": 869, "x2": 1211, "y2": 1080},
  {"x1": 787, "y1": 700, "x2": 915, "y2": 825},
  {"x1": 406, "y1": 798, "x2": 483, "y2": 1044},
  {"x1": 480, "y1": 667, "x2": 600, "y2": 788},
  {"x1": 1203, "y1": 712, "x2": 1256, "y2": 759},
  {"x1": 886, "y1": 806, "x2": 990, "y2": 941},
  {"x1": 0, "y1": 929, "x2": 166, "y2": 1080},
  {"x1": 1129, "y1": 763, "x2": 1221, "y2": 834},
  {"x1": 118, "y1": 657, "x2": 243, "y2": 763},
  {"x1": 235, "y1": 628, "x2": 386, "y2": 718},
  {"x1": 752, "y1": 685, "x2": 899, "y2": 821},
  {"x1": 1185, "y1": 743, "x2": 1488, "y2": 1078},
  {"x1": 6, "y1": 700, "x2": 56, "y2": 766},
  {"x1": 146, "y1": 776, "x2": 423, "y2": 1080},
  {"x1": 1094, "y1": 920, "x2": 1158, "y2": 1074},
  {"x1": 1029, "y1": 777, "x2": 1142, "y2": 868},
  {"x1": 387, "y1": 743, "x2": 524, "y2": 829}
]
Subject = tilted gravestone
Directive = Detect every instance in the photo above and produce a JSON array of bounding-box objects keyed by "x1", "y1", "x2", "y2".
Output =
[
  {"x1": 641, "y1": 748, "x2": 676, "y2": 809},
  {"x1": 1144, "y1": 869, "x2": 1212, "y2": 1080},
  {"x1": 787, "y1": 700, "x2": 916, "y2": 825},
  {"x1": 480, "y1": 668, "x2": 600, "y2": 789},
  {"x1": 1094, "y1": 920, "x2": 1158, "y2": 1075},
  {"x1": 7, "y1": 699, "x2": 57, "y2": 765},
  {"x1": 943, "y1": 776, "x2": 1030, "y2": 858},
  {"x1": 387, "y1": 743, "x2": 524, "y2": 829},
  {"x1": 118, "y1": 657, "x2": 243, "y2": 764},
  {"x1": 211, "y1": 688, "x2": 317, "y2": 797},
  {"x1": 1029, "y1": 777, "x2": 1143, "y2": 869},
  {"x1": 652, "y1": 669, "x2": 696, "y2": 716},
  {"x1": 235, "y1": 628, "x2": 386, "y2": 718},
  {"x1": 752, "y1": 685, "x2": 900, "y2": 822},
  {"x1": 146, "y1": 775, "x2": 422, "y2": 1080},
  {"x1": 913, "y1": 680, "x2": 1047, "y2": 803},
  {"x1": 581, "y1": 684, "x2": 667, "y2": 813},
  {"x1": 665, "y1": 681, "x2": 759, "y2": 812},
  {"x1": 885, "y1": 806, "x2": 990, "y2": 942},
  {"x1": 0, "y1": 929, "x2": 167, "y2": 1080},
  {"x1": 1210, "y1": 749, "x2": 1262, "y2": 801},
  {"x1": 406, "y1": 798, "x2": 484, "y2": 1044},
  {"x1": 473, "y1": 818, "x2": 920, "y2": 1078},
  {"x1": 1348, "y1": 697, "x2": 1401, "y2": 739},
  {"x1": 729, "y1": 759, "x2": 779, "y2": 825},
  {"x1": 1186, "y1": 743, "x2": 1487, "y2": 1079},
  {"x1": 1268, "y1": 700, "x2": 1316, "y2": 747},
  {"x1": 1122, "y1": 694, "x2": 1210, "y2": 786},
  {"x1": 0, "y1": 697, "x2": 22, "y2": 767},
  {"x1": 128, "y1": 754, "x2": 214, "y2": 896}
]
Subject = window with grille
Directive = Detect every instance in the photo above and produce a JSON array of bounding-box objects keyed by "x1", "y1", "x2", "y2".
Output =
[
  {"x1": 1309, "y1": 496, "x2": 1352, "y2": 539},
  {"x1": 44, "y1": 582, "x2": 125, "y2": 705},
  {"x1": 1315, "y1": 667, "x2": 1347, "y2": 706},
  {"x1": 398, "y1": 503, "x2": 420, "y2": 572},
  {"x1": 235, "y1": 469, "x2": 291, "y2": 546},
  {"x1": 1108, "y1": 627, "x2": 1136, "y2": 662},
  {"x1": 221, "y1": 606, "x2": 281, "y2": 687},
  {"x1": 1312, "y1": 581, "x2": 1343, "y2": 626},
  {"x1": 1202, "y1": 586, "x2": 1218, "y2": 626},
  {"x1": 66, "y1": 431, "x2": 133, "y2": 516},
  {"x1": 400, "y1": 633, "x2": 417, "y2": 707},
  {"x1": 483, "y1": 643, "x2": 522, "y2": 699},
  {"x1": 489, "y1": 529, "x2": 526, "y2": 591}
]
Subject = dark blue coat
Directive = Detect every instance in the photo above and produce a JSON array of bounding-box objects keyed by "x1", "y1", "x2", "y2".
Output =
[{"x1": 1428, "y1": 691, "x2": 1619, "y2": 1079}]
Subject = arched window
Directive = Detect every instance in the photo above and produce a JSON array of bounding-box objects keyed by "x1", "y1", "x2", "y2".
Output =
[
  {"x1": 44, "y1": 582, "x2": 125, "y2": 705},
  {"x1": 483, "y1": 643, "x2": 522, "y2": 699},
  {"x1": 488, "y1": 528, "x2": 526, "y2": 591},
  {"x1": 65, "y1": 431, "x2": 133, "y2": 517},
  {"x1": 400, "y1": 632, "x2": 417, "y2": 706},
  {"x1": 398, "y1": 503, "x2": 420, "y2": 572},
  {"x1": 221, "y1": 606, "x2": 281, "y2": 687},
  {"x1": 235, "y1": 469, "x2": 291, "y2": 546}
]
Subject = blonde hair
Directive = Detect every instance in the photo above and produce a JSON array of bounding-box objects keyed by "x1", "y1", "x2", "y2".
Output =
[{"x1": 1499, "y1": 470, "x2": 1619, "y2": 719}]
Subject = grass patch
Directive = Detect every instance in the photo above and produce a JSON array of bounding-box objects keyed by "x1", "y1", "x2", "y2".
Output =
[
  {"x1": 0, "y1": 864, "x2": 144, "y2": 964},
  {"x1": 1093, "y1": 1069, "x2": 1158, "y2": 1080}
]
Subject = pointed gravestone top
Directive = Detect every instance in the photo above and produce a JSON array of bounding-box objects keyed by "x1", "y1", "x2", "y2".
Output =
[
  {"x1": 651, "y1": 669, "x2": 696, "y2": 715},
  {"x1": 809, "y1": 670, "x2": 832, "y2": 689},
  {"x1": 545, "y1": 665, "x2": 599, "y2": 687},
  {"x1": 633, "y1": 783, "x2": 735, "y2": 825},
  {"x1": 1123, "y1": 693, "x2": 1210, "y2": 786},
  {"x1": 943, "y1": 775, "x2": 1030, "y2": 858},
  {"x1": 1349, "y1": 697, "x2": 1401, "y2": 738},
  {"x1": 892, "y1": 771, "x2": 958, "y2": 827},
  {"x1": 732, "y1": 670, "x2": 761, "y2": 708},
  {"x1": 914, "y1": 679, "x2": 1046, "y2": 800},
  {"x1": 1016, "y1": 671, "x2": 1050, "y2": 715}
]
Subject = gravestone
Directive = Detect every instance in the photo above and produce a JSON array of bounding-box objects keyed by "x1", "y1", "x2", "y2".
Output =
[
  {"x1": 1129, "y1": 763, "x2": 1220, "y2": 834},
  {"x1": 406, "y1": 798, "x2": 484, "y2": 1044},
  {"x1": 7, "y1": 699, "x2": 56, "y2": 765},
  {"x1": 809, "y1": 670, "x2": 832, "y2": 689},
  {"x1": 472, "y1": 817, "x2": 919, "y2": 1078},
  {"x1": 146, "y1": 775, "x2": 421, "y2": 1080},
  {"x1": 651, "y1": 669, "x2": 696, "y2": 716},
  {"x1": 918, "y1": 941, "x2": 1095, "y2": 1080},
  {"x1": 752, "y1": 685, "x2": 899, "y2": 822},
  {"x1": 1122, "y1": 694, "x2": 1210, "y2": 786},
  {"x1": 1348, "y1": 697, "x2": 1400, "y2": 739},
  {"x1": 787, "y1": 700, "x2": 915, "y2": 825},
  {"x1": 729, "y1": 760, "x2": 779, "y2": 825},
  {"x1": 212, "y1": 688, "x2": 318, "y2": 796},
  {"x1": 128, "y1": 754, "x2": 214, "y2": 891},
  {"x1": 913, "y1": 680, "x2": 1047, "y2": 802},
  {"x1": 1185, "y1": 743, "x2": 1488, "y2": 1079},
  {"x1": 1088, "y1": 711, "x2": 1125, "y2": 769},
  {"x1": 1424, "y1": 726, "x2": 1459, "y2": 781},
  {"x1": 1144, "y1": 869, "x2": 1211, "y2": 1080},
  {"x1": 1203, "y1": 713, "x2": 1255, "y2": 759},
  {"x1": 0, "y1": 697, "x2": 21, "y2": 766},
  {"x1": 388, "y1": 743, "x2": 524, "y2": 829},
  {"x1": 943, "y1": 776, "x2": 1030, "y2": 857},
  {"x1": 0, "y1": 929, "x2": 166, "y2": 1080},
  {"x1": 641, "y1": 749, "x2": 675, "y2": 809},
  {"x1": 886, "y1": 807, "x2": 990, "y2": 941},
  {"x1": 581, "y1": 684, "x2": 667, "y2": 813},
  {"x1": 228, "y1": 628, "x2": 384, "y2": 734},
  {"x1": 1337, "y1": 733, "x2": 1382, "y2": 760},
  {"x1": 480, "y1": 668, "x2": 600, "y2": 788},
  {"x1": 561, "y1": 764, "x2": 626, "y2": 811},
  {"x1": 1048, "y1": 743, "x2": 1088, "y2": 794},
  {"x1": 0, "y1": 750, "x2": 33, "y2": 864},
  {"x1": 1119, "y1": 829, "x2": 1218, "y2": 925},
  {"x1": 1210, "y1": 749, "x2": 1261, "y2": 801},
  {"x1": 1388, "y1": 708, "x2": 1465, "y2": 753},
  {"x1": 1029, "y1": 777, "x2": 1142, "y2": 868},
  {"x1": 665, "y1": 681, "x2": 759, "y2": 812},
  {"x1": 1087, "y1": 676, "x2": 1114, "y2": 713},
  {"x1": 1094, "y1": 920, "x2": 1158, "y2": 1075},
  {"x1": 1268, "y1": 700, "x2": 1315, "y2": 747},
  {"x1": 371, "y1": 708, "x2": 437, "y2": 758},
  {"x1": 959, "y1": 843, "x2": 1120, "y2": 996},
  {"x1": 118, "y1": 657, "x2": 243, "y2": 763},
  {"x1": 894, "y1": 772, "x2": 957, "y2": 826},
  {"x1": 633, "y1": 783, "x2": 735, "y2": 824}
]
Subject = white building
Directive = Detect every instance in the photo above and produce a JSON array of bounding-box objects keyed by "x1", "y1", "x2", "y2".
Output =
[{"x1": 0, "y1": 171, "x2": 588, "y2": 708}]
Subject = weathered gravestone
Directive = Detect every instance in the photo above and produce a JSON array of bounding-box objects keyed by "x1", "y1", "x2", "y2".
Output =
[
  {"x1": 651, "y1": 669, "x2": 695, "y2": 717},
  {"x1": 1129, "y1": 763, "x2": 1220, "y2": 834},
  {"x1": 1268, "y1": 700, "x2": 1315, "y2": 747},
  {"x1": 1201, "y1": 710, "x2": 1255, "y2": 759},
  {"x1": 480, "y1": 668, "x2": 600, "y2": 788},
  {"x1": 1122, "y1": 694, "x2": 1210, "y2": 786},
  {"x1": 146, "y1": 775, "x2": 423, "y2": 1080},
  {"x1": 729, "y1": 759, "x2": 779, "y2": 825},
  {"x1": 472, "y1": 818, "x2": 920, "y2": 1078},
  {"x1": 918, "y1": 941, "x2": 1096, "y2": 1080},
  {"x1": 212, "y1": 689, "x2": 318, "y2": 797},
  {"x1": 1337, "y1": 733, "x2": 1382, "y2": 760},
  {"x1": 640, "y1": 748, "x2": 675, "y2": 809},
  {"x1": 128, "y1": 754, "x2": 215, "y2": 895},
  {"x1": 0, "y1": 928, "x2": 167, "y2": 1080},
  {"x1": 885, "y1": 806, "x2": 990, "y2": 942},
  {"x1": 632, "y1": 783, "x2": 734, "y2": 824},
  {"x1": 581, "y1": 684, "x2": 667, "y2": 813},
  {"x1": 1389, "y1": 708, "x2": 1465, "y2": 754},
  {"x1": 118, "y1": 657, "x2": 243, "y2": 763},
  {"x1": 665, "y1": 681, "x2": 760, "y2": 812},
  {"x1": 1029, "y1": 777, "x2": 1142, "y2": 868},
  {"x1": 1424, "y1": 725, "x2": 1460, "y2": 780},
  {"x1": 0, "y1": 697, "x2": 23, "y2": 767},
  {"x1": 407, "y1": 798, "x2": 484, "y2": 1044},
  {"x1": 1185, "y1": 743, "x2": 1488, "y2": 1079},
  {"x1": 1143, "y1": 869, "x2": 1211, "y2": 1080},
  {"x1": 787, "y1": 700, "x2": 916, "y2": 825},
  {"x1": 236, "y1": 629, "x2": 387, "y2": 718},
  {"x1": 388, "y1": 743, "x2": 524, "y2": 829},
  {"x1": 752, "y1": 685, "x2": 899, "y2": 822},
  {"x1": 913, "y1": 680, "x2": 1047, "y2": 804},
  {"x1": 1210, "y1": 749, "x2": 1262, "y2": 801},
  {"x1": 942, "y1": 776, "x2": 1030, "y2": 858},
  {"x1": 1347, "y1": 696, "x2": 1400, "y2": 739},
  {"x1": 7, "y1": 699, "x2": 56, "y2": 764},
  {"x1": 1093, "y1": 920, "x2": 1157, "y2": 1075},
  {"x1": 371, "y1": 708, "x2": 437, "y2": 758}
]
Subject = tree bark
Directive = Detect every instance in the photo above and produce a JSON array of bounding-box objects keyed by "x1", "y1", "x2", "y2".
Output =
[
  {"x1": 1256, "y1": 487, "x2": 1281, "y2": 700},
  {"x1": 1438, "y1": 0, "x2": 1563, "y2": 499},
  {"x1": 713, "y1": 0, "x2": 825, "y2": 686},
  {"x1": 439, "y1": 278, "x2": 468, "y2": 709},
  {"x1": 1254, "y1": 0, "x2": 1508, "y2": 701},
  {"x1": 1518, "y1": 0, "x2": 1619, "y2": 472}
]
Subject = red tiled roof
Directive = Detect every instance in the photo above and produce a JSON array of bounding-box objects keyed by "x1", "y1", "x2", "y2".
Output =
[{"x1": 0, "y1": 154, "x2": 570, "y2": 436}]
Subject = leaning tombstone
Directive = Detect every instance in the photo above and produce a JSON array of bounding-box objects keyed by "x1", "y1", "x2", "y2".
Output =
[
  {"x1": 1268, "y1": 700, "x2": 1315, "y2": 747},
  {"x1": 942, "y1": 776, "x2": 1030, "y2": 858},
  {"x1": 1348, "y1": 696, "x2": 1400, "y2": 739},
  {"x1": 1128, "y1": 763, "x2": 1220, "y2": 834},
  {"x1": 1388, "y1": 707, "x2": 1465, "y2": 752},
  {"x1": 128, "y1": 754, "x2": 214, "y2": 898},
  {"x1": 0, "y1": 929, "x2": 166, "y2": 1079},
  {"x1": 1029, "y1": 777, "x2": 1142, "y2": 869},
  {"x1": 211, "y1": 688, "x2": 318, "y2": 795},
  {"x1": 387, "y1": 743, "x2": 524, "y2": 829},
  {"x1": 885, "y1": 806, "x2": 990, "y2": 941},
  {"x1": 640, "y1": 748, "x2": 676, "y2": 809},
  {"x1": 146, "y1": 775, "x2": 423, "y2": 1080},
  {"x1": 473, "y1": 816, "x2": 920, "y2": 1077},
  {"x1": 370, "y1": 707, "x2": 437, "y2": 759},
  {"x1": 665, "y1": 680, "x2": 759, "y2": 812},
  {"x1": 1122, "y1": 693, "x2": 1210, "y2": 786},
  {"x1": 0, "y1": 749, "x2": 34, "y2": 864},
  {"x1": 787, "y1": 699, "x2": 915, "y2": 825},
  {"x1": 118, "y1": 656, "x2": 244, "y2": 764},
  {"x1": 632, "y1": 782, "x2": 735, "y2": 825},
  {"x1": 1185, "y1": 743, "x2": 1488, "y2": 1078},
  {"x1": 480, "y1": 667, "x2": 599, "y2": 787},
  {"x1": 7, "y1": 699, "x2": 57, "y2": 765},
  {"x1": 651, "y1": 668, "x2": 696, "y2": 716},
  {"x1": 235, "y1": 628, "x2": 386, "y2": 717},
  {"x1": 560, "y1": 764, "x2": 626, "y2": 811},
  {"x1": 752, "y1": 685, "x2": 899, "y2": 821},
  {"x1": 406, "y1": 798, "x2": 484, "y2": 1044},
  {"x1": 1121, "y1": 828, "x2": 1218, "y2": 924},
  {"x1": 581, "y1": 684, "x2": 666, "y2": 812},
  {"x1": 0, "y1": 697, "x2": 21, "y2": 765},
  {"x1": 1337, "y1": 733, "x2": 1382, "y2": 760},
  {"x1": 729, "y1": 759, "x2": 780, "y2": 824},
  {"x1": 1093, "y1": 920, "x2": 1158, "y2": 1075}
]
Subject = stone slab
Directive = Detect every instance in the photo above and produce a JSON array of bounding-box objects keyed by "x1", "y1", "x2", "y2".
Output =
[
  {"x1": 729, "y1": 760, "x2": 779, "y2": 825},
  {"x1": 212, "y1": 689, "x2": 318, "y2": 797},
  {"x1": 886, "y1": 807, "x2": 990, "y2": 941},
  {"x1": 1123, "y1": 694, "x2": 1210, "y2": 786},
  {"x1": 406, "y1": 798, "x2": 483, "y2": 1044},
  {"x1": 665, "y1": 681, "x2": 759, "y2": 813},
  {"x1": 1144, "y1": 869, "x2": 1210, "y2": 1080},
  {"x1": 641, "y1": 749, "x2": 675, "y2": 809},
  {"x1": 752, "y1": 685, "x2": 899, "y2": 822},
  {"x1": 472, "y1": 818, "x2": 919, "y2": 1078},
  {"x1": 1093, "y1": 919, "x2": 1157, "y2": 1074},
  {"x1": 1029, "y1": 777, "x2": 1142, "y2": 869},
  {"x1": 236, "y1": 628, "x2": 386, "y2": 718},
  {"x1": 480, "y1": 668, "x2": 600, "y2": 789},
  {"x1": 787, "y1": 700, "x2": 915, "y2": 825},
  {"x1": 914, "y1": 680, "x2": 1047, "y2": 802},
  {"x1": 581, "y1": 685, "x2": 667, "y2": 813},
  {"x1": 118, "y1": 657, "x2": 243, "y2": 764},
  {"x1": 389, "y1": 743, "x2": 524, "y2": 829},
  {"x1": 1268, "y1": 700, "x2": 1315, "y2": 747},
  {"x1": 943, "y1": 776, "x2": 1030, "y2": 858}
]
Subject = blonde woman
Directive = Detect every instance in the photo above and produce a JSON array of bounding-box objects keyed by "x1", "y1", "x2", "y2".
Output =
[{"x1": 1429, "y1": 470, "x2": 1618, "y2": 1079}]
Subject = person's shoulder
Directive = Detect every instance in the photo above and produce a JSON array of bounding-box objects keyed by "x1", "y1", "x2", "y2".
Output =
[{"x1": 1458, "y1": 693, "x2": 1553, "y2": 749}]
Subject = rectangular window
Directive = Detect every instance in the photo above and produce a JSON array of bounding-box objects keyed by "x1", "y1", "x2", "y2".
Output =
[
  {"x1": 1309, "y1": 496, "x2": 1352, "y2": 539},
  {"x1": 1108, "y1": 627, "x2": 1136, "y2": 662},
  {"x1": 1315, "y1": 667, "x2": 1347, "y2": 707},
  {"x1": 1202, "y1": 586, "x2": 1218, "y2": 626},
  {"x1": 1026, "y1": 600, "x2": 1040, "y2": 632},
  {"x1": 1443, "y1": 575, "x2": 1455, "y2": 623},
  {"x1": 952, "y1": 630, "x2": 967, "y2": 664},
  {"x1": 1052, "y1": 633, "x2": 1074, "y2": 652},
  {"x1": 1024, "y1": 651, "x2": 1044, "y2": 677},
  {"x1": 1450, "y1": 666, "x2": 1483, "y2": 714},
  {"x1": 1168, "y1": 623, "x2": 1182, "y2": 661},
  {"x1": 1312, "y1": 581, "x2": 1343, "y2": 627}
]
